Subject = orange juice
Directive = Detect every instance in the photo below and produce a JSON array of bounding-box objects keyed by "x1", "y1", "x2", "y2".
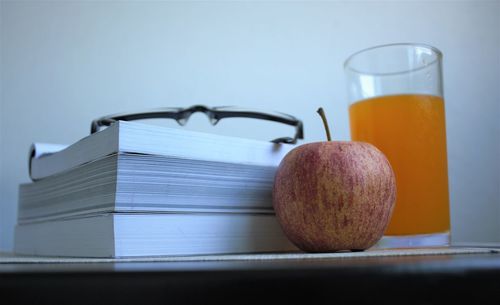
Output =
[{"x1": 349, "y1": 94, "x2": 450, "y2": 235}]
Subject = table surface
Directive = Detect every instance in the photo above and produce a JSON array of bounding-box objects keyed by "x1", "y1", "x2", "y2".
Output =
[{"x1": 1, "y1": 251, "x2": 500, "y2": 305}]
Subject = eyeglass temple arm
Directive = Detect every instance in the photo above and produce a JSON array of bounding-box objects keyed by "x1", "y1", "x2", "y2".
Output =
[
  {"x1": 91, "y1": 111, "x2": 184, "y2": 134},
  {"x1": 213, "y1": 111, "x2": 303, "y2": 144}
]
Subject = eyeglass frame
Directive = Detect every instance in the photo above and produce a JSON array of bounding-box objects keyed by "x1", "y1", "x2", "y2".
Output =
[{"x1": 90, "y1": 105, "x2": 304, "y2": 144}]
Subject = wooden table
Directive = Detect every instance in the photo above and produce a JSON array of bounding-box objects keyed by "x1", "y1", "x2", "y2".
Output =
[{"x1": 1, "y1": 251, "x2": 499, "y2": 304}]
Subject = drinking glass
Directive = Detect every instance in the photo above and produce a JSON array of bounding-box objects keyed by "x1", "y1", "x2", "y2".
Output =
[{"x1": 344, "y1": 43, "x2": 450, "y2": 248}]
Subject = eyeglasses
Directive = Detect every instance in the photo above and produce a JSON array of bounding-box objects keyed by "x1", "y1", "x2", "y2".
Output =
[{"x1": 91, "y1": 105, "x2": 304, "y2": 144}]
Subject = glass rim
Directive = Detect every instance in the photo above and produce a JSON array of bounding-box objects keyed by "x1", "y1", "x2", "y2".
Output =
[{"x1": 344, "y1": 43, "x2": 443, "y2": 77}]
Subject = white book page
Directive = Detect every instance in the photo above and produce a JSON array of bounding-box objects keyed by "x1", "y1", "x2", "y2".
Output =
[{"x1": 29, "y1": 121, "x2": 296, "y2": 180}]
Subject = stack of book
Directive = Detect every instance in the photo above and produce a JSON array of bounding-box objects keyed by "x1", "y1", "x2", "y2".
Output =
[{"x1": 14, "y1": 121, "x2": 298, "y2": 257}]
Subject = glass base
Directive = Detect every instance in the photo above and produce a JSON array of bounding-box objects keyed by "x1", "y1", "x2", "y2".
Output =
[{"x1": 373, "y1": 232, "x2": 450, "y2": 249}]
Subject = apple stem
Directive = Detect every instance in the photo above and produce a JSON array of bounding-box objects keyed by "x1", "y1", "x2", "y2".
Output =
[{"x1": 317, "y1": 107, "x2": 332, "y2": 141}]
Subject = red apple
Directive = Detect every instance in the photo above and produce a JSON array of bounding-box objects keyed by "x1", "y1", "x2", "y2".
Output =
[{"x1": 272, "y1": 109, "x2": 396, "y2": 252}]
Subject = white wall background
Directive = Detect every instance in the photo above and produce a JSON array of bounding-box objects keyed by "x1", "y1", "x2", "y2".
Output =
[{"x1": 1, "y1": 0, "x2": 499, "y2": 251}]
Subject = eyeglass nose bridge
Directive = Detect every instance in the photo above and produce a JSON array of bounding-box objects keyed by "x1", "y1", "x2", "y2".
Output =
[{"x1": 175, "y1": 105, "x2": 220, "y2": 126}]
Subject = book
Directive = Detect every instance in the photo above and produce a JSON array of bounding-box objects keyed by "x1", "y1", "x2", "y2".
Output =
[
  {"x1": 29, "y1": 121, "x2": 294, "y2": 180},
  {"x1": 14, "y1": 212, "x2": 298, "y2": 257},
  {"x1": 19, "y1": 152, "x2": 279, "y2": 223},
  {"x1": 16, "y1": 121, "x2": 299, "y2": 257}
]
